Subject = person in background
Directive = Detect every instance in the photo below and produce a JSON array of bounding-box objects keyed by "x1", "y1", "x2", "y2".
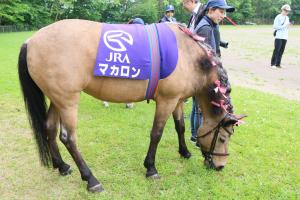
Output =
[
  {"x1": 194, "y1": 0, "x2": 234, "y2": 57},
  {"x1": 182, "y1": 0, "x2": 203, "y2": 145},
  {"x1": 128, "y1": 17, "x2": 145, "y2": 25},
  {"x1": 271, "y1": 4, "x2": 291, "y2": 69},
  {"x1": 102, "y1": 17, "x2": 145, "y2": 108},
  {"x1": 182, "y1": 0, "x2": 203, "y2": 32},
  {"x1": 159, "y1": 5, "x2": 177, "y2": 23}
]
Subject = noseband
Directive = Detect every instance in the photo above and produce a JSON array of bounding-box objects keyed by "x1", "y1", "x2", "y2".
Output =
[{"x1": 197, "y1": 114, "x2": 234, "y2": 162}]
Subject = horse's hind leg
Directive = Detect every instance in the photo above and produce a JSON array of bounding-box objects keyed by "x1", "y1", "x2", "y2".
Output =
[
  {"x1": 144, "y1": 99, "x2": 178, "y2": 178},
  {"x1": 46, "y1": 103, "x2": 72, "y2": 175},
  {"x1": 59, "y1": 105, "x2": 103, "y2": 192},
  {"x1": 172, "y1": 102, "x2": 191, "y2": 159}
]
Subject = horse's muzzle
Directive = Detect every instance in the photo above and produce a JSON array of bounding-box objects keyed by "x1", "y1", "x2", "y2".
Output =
[{"x1": 204, "y1": 159, "x2": 225, "y2": 171}]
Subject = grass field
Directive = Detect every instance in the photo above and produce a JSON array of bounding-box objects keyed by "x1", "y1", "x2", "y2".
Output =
[{"x1": 0, "y1": 27, "x2": 299, "y2": 200}]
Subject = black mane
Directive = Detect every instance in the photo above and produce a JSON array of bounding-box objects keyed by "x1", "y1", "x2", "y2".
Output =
[{"x1": 198, "y1": 42, "x2": 234, "y2": 115}]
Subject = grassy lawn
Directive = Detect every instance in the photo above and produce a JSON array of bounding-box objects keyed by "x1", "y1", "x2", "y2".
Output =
[{"x1": 0, "y1": 28, "x2": 299, "y2": 200}]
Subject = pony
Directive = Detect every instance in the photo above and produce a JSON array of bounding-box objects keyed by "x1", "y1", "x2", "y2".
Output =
[{"x1": 18, "y1": 19, "x2": 244, "y2": 192}]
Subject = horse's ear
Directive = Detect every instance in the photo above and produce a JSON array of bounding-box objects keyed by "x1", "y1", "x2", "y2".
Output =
[
  {"x1": 223, "y1": 114, "x2": 247, "y2": 126},
  {"x1": 235, "y1": 114, "x2": 247, "y2": 120}
]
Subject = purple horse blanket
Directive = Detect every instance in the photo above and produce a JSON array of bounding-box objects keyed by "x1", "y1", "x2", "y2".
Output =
[{"x1": 93, "y1": 23, "x2": 178, "y2": 99}]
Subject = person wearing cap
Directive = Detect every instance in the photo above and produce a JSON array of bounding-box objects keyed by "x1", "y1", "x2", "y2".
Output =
[
  {"x1": 159, "y1": 5, "x2": 177, "y2": 23},
  {"x1": 194, "y1": 0, "x2": 234, "y2": 57},
  {"x1": 128, "y1": 17, "x2": 145, "y2": 25},
  {"x1": 271, "y1": 4, "x2": 291, "y2": 69}
]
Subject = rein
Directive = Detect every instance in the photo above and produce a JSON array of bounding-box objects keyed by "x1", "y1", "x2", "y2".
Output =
[{"x1": 197, "y1": 114, "x2": 234, "y2": 160}]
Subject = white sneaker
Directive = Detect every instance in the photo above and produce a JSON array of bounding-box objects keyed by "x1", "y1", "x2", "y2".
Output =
[
  {"x1": 103, "y1": 101, "x2": 109, "y2": 107},
  {"x1": 125, "y1": 103, "x2": 134, "y2": 109},
  {"x1": 271, "y1": 65, "x2": 277, "y2": 69}
]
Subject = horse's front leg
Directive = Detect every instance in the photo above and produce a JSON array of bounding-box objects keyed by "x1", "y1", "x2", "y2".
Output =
[
  {"x1": 59, "y1": 106, "x2": 103, "y2": 193},
  {"x1": 144, "y1": 99, "x2": 178, "y2": 178},
  {"x1": 172, "y1": 102, "x2": 191, "y2": 159}
]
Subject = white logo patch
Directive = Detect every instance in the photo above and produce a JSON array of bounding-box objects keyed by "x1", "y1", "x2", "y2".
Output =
[{"x1": 103, "y1": 30, "x2": 133, "y2": 52}]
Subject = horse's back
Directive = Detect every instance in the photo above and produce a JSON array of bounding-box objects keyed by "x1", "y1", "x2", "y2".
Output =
[
  {"x1": 25, "y1": 20, "x2": 199, "y2": 105},
  {"x1": 26, "y1": 19, "x2": 148, "y2": 103}
]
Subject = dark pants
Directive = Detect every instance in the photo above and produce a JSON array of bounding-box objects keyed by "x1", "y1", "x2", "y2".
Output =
[
  {"x1": 190, "y1": 97, "x2": 203, "y2": 138},
  {"x1": 271, "y1": 39, "x2": 287, "y2": 67}
]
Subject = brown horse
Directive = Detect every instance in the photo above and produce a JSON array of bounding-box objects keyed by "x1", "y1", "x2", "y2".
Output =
[{"x1": 18, "y1": 19, "x2": 244, "y2": 192}]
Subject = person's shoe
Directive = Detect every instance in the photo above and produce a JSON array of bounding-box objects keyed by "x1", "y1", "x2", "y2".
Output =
[
  {"x1": 125, "y1": 103, "x2": 134, "y2": 109},
  {"x1": 103, "y1": 101, "x2": 109, "y2": 107},
  {"x1": 271, "y1": 65, "x2": 277, "y2": 69},
  {"x1": 277, "y1": 65, "x2": 285, "y2": 68},
  {"x1": 190, "y1": 136, "x2": 196, "y2": 143}
]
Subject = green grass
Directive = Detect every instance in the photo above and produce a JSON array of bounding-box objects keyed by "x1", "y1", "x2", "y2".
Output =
[{"x1": 1, "y1": 28, "x2": 300, "y2": 199}]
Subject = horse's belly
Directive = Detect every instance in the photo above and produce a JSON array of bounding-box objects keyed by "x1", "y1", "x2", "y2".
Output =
[{"x1": 84, "y1": 77, "x2": 148, "y2": 102}]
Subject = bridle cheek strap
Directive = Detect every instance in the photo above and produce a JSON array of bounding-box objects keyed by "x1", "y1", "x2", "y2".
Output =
[{"x1": 197, "y1": 115, "x2": 233, "y2": 158}]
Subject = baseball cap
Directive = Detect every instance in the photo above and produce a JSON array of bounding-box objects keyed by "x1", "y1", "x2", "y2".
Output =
[
  {"x1": 165, "y1": 5, "x2": 175, "y2": 12},
  {"x1": 206, "y1": 0, "x2": 235, "y2": 12},
  {"x1": 281, "y1": 4, "x2": 291, "y2": 11}
]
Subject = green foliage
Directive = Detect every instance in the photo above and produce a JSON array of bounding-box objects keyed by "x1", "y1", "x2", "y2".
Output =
[
  {"x1": 125, "y1": 0, "x2": 159, "y2": 23},
  {"x1": 0, "y1": 0, "x2": 30, "y2": 25},
  {"x1": 291, "y1": 0, "x2": 300, "y2": 23},
  {"x1": 0, "y1": 0, "x2": 299, "y2": 27}
]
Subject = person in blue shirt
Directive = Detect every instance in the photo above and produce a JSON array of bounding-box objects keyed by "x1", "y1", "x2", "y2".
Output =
[
  {"x1": 159, "y1": 5, "x2": 177, "y2": 23},
  {"x1": 271, "y1": 4, "x2": 291, "y2": 69}
]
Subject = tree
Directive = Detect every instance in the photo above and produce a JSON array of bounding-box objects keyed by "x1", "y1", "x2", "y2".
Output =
[
  {"x1": 0, "y1": 0, "x2": 30, "y2": 25},
  {"x1": 239, "y1": 0, "x2": 254, "y2": 23},
  {"x1": 291, "y1": 0, "x2": 300, "y2": 23},
  {"x1": 1, "y1": 0, "x2": 298, "y2": 27},
  {"x1": 125, "y1": 0, "x2": 159, "y2": 23}
]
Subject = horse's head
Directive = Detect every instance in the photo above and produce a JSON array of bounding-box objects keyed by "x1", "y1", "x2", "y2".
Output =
[
  {"x1": 197, "y1": 112, "x2": 246, "y2": 170},
  {"x1": 194, "y1": 46, "x2": 246, "y2": 170}
]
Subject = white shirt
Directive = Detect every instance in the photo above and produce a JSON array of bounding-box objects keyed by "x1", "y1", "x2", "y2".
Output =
[
  {"x1": 189, "y1": 3, "x2": 202, "y2": 32},
  {"x1": 273, "y1": 14, "x2": 290, "y2": 40}
]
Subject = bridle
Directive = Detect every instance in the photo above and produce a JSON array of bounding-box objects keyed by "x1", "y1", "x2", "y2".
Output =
[{"x1": 196, "y1": 114, "x2": 234, "y2": 162}]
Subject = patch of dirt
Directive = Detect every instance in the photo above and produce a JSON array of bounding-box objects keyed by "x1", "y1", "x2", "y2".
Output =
[{"x1": 221, "y1": 26, "x2": 300, "y2": 102}]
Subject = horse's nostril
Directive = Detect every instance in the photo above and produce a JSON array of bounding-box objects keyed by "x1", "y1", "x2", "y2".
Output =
[{"x1": 215, "y1": 165, "x2": 224, "y2": 171}]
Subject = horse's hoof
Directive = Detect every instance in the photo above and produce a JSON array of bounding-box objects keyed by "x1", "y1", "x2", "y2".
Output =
[
  {"x1": 59, "y1": 166, "x2": 72, "y2": 176},
  {"x1": 179, "y1": 150, "x2": 191, "y2": 159},
  {"x1": 146, "y1": 173, "x2": 160, "y2": 179},
  {"x1": 88, "y1": 183, "x2": 104, "y2": 193}
]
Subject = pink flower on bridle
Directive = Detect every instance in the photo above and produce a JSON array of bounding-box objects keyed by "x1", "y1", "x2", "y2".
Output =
[
  {"x1": 214, "y1": 80, "x2": 227, "y2": 98},
  {"x1": 211, "y1": 100, "x2": 228, "y2": 112}
]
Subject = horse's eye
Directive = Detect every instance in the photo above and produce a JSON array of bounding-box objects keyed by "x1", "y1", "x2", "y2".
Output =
[{"x1": 219, "y1": 137, "x2": 226, "y2": 143}]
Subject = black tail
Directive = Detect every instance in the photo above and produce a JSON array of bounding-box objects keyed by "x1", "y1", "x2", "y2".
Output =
[{"x1": 18, "y1": 43, "x2": 51, "y2": 166}]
